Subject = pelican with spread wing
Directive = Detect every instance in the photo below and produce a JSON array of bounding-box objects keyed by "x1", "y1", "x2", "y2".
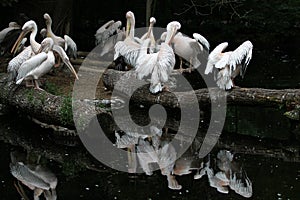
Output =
[
  {"x1": 16, "y1": 37, "x2": 78, "y2": 90},
  {"x1": 205, "y1": 41, "x2": 253, "y2": 90},
  {"x1": 114, "y1": 11, "x2": 142, "y2": 67},
  {"x1": 135, "y1": 21, "x2": 181, "y2": 93}
]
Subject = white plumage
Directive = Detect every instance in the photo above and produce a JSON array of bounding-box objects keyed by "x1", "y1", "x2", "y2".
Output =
[
  {"x1": 95, "y1": 20, "x2": 122, "y2": 46},
  {"x1": 16, "y1": 37, "x2": 78, "y2": 90},
  {"x1": 8, "y1": 20, "x2": 41, "y2": 81},
  {"x1": 114, "y1": 11, "x2": 142, "y2": 67},
  {"x1": 64, "y1": 34, "x2": 77, "y2": 59},
  {"x1": 140, "y1": 17, "x2": 157, "y2": 53},
  {"x1": 16, "y1": 38, "x2": 55, "y2": 88},
  {"x1": 7, "y1": 46, "x2": 33, "y2": 81},
  {"x1": 0, "y1": 22, "x2": 20, "y2": 43},
  {"x1": 160, "y1": 31, "x2": 210, "y2": 72},
  {"x1": 135, "y1": 21, "x2": 180, "y2": 93},
  {"x1": 205, "y1": 41, "x2": 253, "y2": 90},
  {"x1": 16, "y1": 52, "x2": 49, "y2": 84},
  {"x1": 44, "y1": 13, "x2": 77, "y2": 59},
  {"x1": 95, "y1": 20, "x2": 125, "y2": 56}
]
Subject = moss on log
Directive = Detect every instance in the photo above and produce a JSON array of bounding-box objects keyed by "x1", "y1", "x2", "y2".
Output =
[{"x1": 0, "y1": 73, "x2": 76, "y2": 128}]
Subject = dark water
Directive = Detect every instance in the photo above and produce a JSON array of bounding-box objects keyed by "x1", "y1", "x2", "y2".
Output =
[{"x1": 0, "y1": 108, "x2": 299, "y2": 200}]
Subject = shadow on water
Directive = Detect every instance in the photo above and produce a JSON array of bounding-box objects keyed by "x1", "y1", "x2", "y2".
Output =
[{"x1": 0, "y1": 106, "x2": 299, "y2": 199}]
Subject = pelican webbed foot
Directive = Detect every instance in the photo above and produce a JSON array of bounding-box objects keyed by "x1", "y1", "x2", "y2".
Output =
[
  {"x1": 33, "y1": 80, "x2": 44, "y2": 91},
  {"x1": 162, "y1": 85, "x2": 170, "y2": 93},
  {"x1": 167, "y1": 174, "x2": 182, "y2": 190}
]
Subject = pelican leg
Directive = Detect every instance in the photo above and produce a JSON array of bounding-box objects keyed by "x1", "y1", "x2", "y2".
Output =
[
  {"x1": 166, "y1": 174, "x2": 182, "y2": 190},
  {"x1": 33, "y1": 188, "x2": 43, "y2": 200},
  {"x1": 231, "y1": 79, "x2": 240, "y2": 89},
  {"x1": 33, "y1": 80, "x2": 44, "y2": 91},
  {"x1": 179, "y1": 58, "x2": 184, "y2": 73},
  {"x1": 25, "y1": 80, "x2": 34, "y2": 87},
  {"x1": 188, "y1": 57, "x2": 193, "y2": 73},
  {"x1": 54, "y1": 52, "x2": 61, "y2": 68},
  {"x1": 127, "y1": 144, "x2": 137, "y2": 173},
  {"x1": 14, "y1": 181, "x2": 30, "y2": 200}
]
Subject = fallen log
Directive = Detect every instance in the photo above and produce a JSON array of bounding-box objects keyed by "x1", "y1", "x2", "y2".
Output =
[
  {"x1": 0, "y1": 73, "x2": 75, "y2": 128},
  {"x1": 102, "y1": 69, "x2": 300, "y2": 108}
]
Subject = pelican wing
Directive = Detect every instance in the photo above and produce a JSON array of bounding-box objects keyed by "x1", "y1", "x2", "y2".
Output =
[
  {"x1": 95, "y1": 20, "x2": 122, "y2": 46},
  {"x1": 229, "y1": 40, "x2": 253, "y2": 78},
  {"x1": 215, "y1": 52, "x2": 230, "y2": 69},
  {"x1": 149, "y1": 44, "x2": 175, "y2": 93},
  {"x1": 114, "y1": 39, "x2": 141, "y2": 67},
  {"x1": 64, "y1": 35, "x2": 77, "y2": 59},
  {"x1": 205, "y1": 42, "x2": 228, "y2": 74},
  {"x1": 99, "y1": 31, "x2": 125, "y2": 56},
  {"x1": 7, "y1": 46, "x2": 33, "y2": 81},
  {"x1": 229, "y1": 173, "x2": 253, "y2": 198},
  {"x1": 95, "y1": 20, "x2": 115, "y2": 35},
  {"x1": 135, "y1": 38, "x2": 155, "y2": 78},
  {"x1": 193, "y1": 33, "x2": 210, "y2": 51},
  {"x1": 16, "y1": 52, "x2": 48, "y2": 84},
  {"x1": 10, "y1": 162, "x2": 50, "y2": 190}
]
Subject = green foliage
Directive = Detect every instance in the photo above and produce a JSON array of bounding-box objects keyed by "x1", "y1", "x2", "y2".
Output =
[
  {"x1": 44, "y1": 81, "x2": 62, "y2": 96},
  {"x1": 25, "y1": 88, "x2": 34, "y2": 103},
  {"x1": 60, "y1": 94, "x2": 73, "y2": 126},
  {"x1": 61, "y1": 159, "x2": 86, "y2": 177}
]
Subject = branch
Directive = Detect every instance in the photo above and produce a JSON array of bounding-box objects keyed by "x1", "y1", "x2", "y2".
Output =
[{"x1": 102, "y1": 69, "x2": 300, "y2": 108}]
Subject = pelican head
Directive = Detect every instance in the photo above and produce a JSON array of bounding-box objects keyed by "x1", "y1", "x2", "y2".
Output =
[
  {"x1": 126, "y1": 11, "x2": 134, "y2": 19},
  {"x1": 150, "y1": 17, "x2": 156, "y2": 25},
  {"x1": 11, "y1": 20, "x2": 37, "y2": 54},
  {"x1": 167, "y1": 21, "x2": 181, "y2": 32},
  {"x1": 8, "y1": 22, "x2": 20, "y2": 28},
  {"x1": 165, "y1": 21, "x2": 181, "y2": 44},
  {"x1": 40, "y1": 28, "x2": 47, "y2": 38},
  {"x1": 125, "y1": 11, "x2": 135, "y2": 37},
  {"x1": 44, "y1": 13, "x2": 52, "y2": 25},
  {"x1": 115, "y1": 21, "x2": 122, "y2": 29},
  {"x1": 38, "y1": 38, "x2": 54, "y2": 53},
  {"x1": 22, "y1": 20, "x2": 37, "y2": 33}
]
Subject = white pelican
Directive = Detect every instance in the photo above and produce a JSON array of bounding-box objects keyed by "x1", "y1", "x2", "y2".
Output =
[
  {"x1": 7, "y1": 20, "x2": 41, "y2": 81},
  {"x1": 217, "y1": 150, "x2": 253, "y2": 198},
  {"x1": 205, "y1": 41, "x2": 253, "y2": 90},
  {"x1": 114, "y1": 11, "x2": 142, "y2": 67},
  {"x1": 160, "y1": 31, "x2": 210, "y2": 72},
  {"x1": 135, "y1": 21, "x2": 181, "y2": 94},
  {"x1": 140, "y1": 17, "x2": 157, "y2": 53},
  {"x1": 40, "y1": 28, "x2": 47, "y2": 39},
  {"x1": 16, "y1": 37, "x2": 78, "y2": 90},
  {"x1": 140, "y1": 17, "x2": 156, "y2": 41},
  {"x1": 43, "y1": 13, "x2": 77, "y2": 59},
  {"x1": 10, "y1": 152, "x2": 57, "y2": 200},
  {"x1": 0, "y1": 22, "x2": 20, "y2": 44}
]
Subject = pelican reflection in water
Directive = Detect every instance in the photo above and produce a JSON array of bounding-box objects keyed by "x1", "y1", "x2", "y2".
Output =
[
  {"x1": 116, "y1": 129, "x2": 253, "y2": 197},
  {"x1": 115, "y1": 126, "x2": 182, "y2": 190},
  {"x1": 10, "y1": 151, "x2": 57, "y2": 200}
]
